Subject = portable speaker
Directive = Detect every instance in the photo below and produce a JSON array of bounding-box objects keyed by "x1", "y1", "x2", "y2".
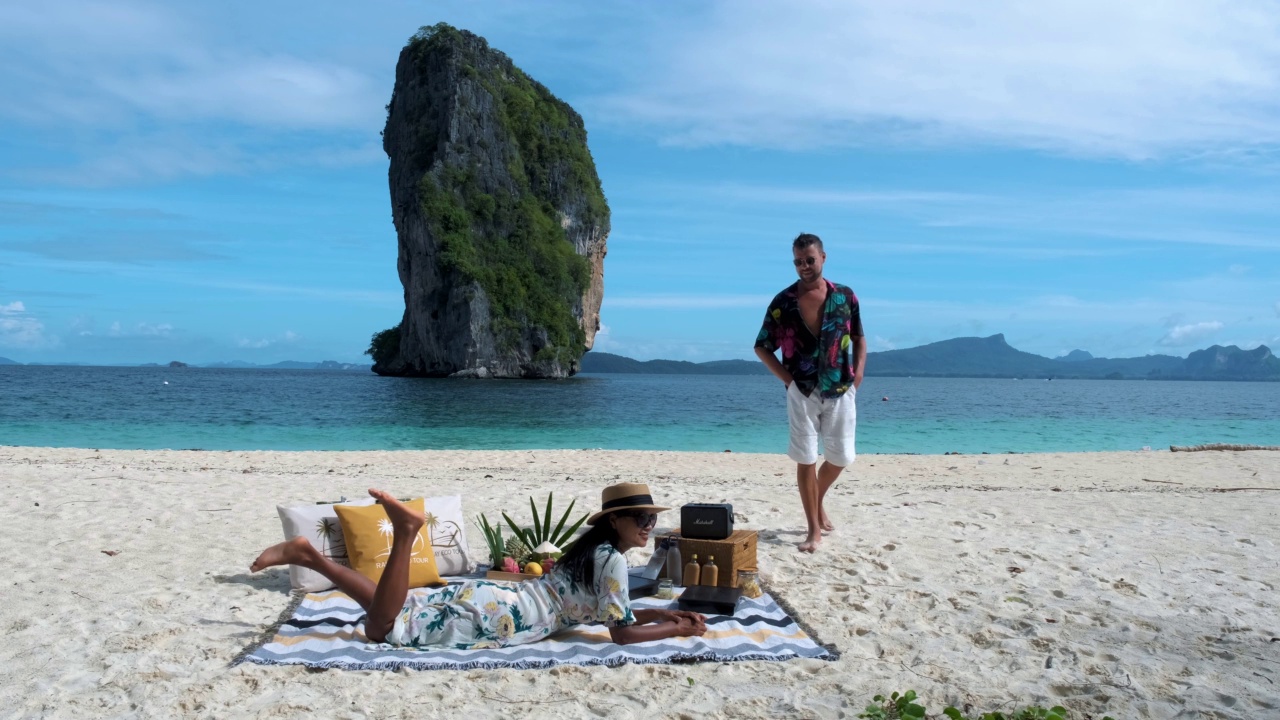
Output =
[{"x1": 680, "y1": 503, "x2": 734, "y2": 540}]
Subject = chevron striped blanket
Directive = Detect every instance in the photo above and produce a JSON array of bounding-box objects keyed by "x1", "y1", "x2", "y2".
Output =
[{"x1": 238, "y1": 583, "x2": 835, "y2": 671}]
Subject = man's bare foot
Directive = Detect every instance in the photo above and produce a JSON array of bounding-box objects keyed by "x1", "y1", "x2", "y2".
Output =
[
  {"x1": 820, "y1": 508, "x2": 835, "y2": 533},
  {"x1": 250, "y1": 536, "x2": 315, "y2": 573},
  {"x1": 797, "y1": 534, "x2": 822, "y2": 553},
  {"x1": 368, "y1": 488, "x2": 424, "y2": 535}
]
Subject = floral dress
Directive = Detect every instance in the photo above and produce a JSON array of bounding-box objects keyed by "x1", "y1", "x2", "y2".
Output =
[{"x1": 385, "y1": 544, "x2": 636, "y2": 649}]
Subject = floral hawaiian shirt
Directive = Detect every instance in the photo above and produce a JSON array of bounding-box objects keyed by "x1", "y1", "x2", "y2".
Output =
[{"x1": 755, "y1": 279, "x2": 864, "y2": 399}]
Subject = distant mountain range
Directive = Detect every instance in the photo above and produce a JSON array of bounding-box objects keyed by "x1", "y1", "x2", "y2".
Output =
[{"x1": 582, "y1": 334, "x2": 1280, "y2": 381}]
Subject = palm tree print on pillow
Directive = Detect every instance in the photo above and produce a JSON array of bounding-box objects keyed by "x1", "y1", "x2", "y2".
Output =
[
  {"x1": 375, "y1": 517, "x2": 429, "y2": 560},
  {"x1": 315, "y1": 517, "x2": 346, "y2": 560}
]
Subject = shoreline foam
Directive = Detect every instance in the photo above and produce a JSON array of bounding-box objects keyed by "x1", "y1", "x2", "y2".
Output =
[{"x1": 5, "y1": 447, "x2": 1277, "y2": 718}]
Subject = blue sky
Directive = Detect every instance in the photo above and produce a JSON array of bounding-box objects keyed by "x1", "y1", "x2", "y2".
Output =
[{"x1": 1, "y1": 0, "x2": 1278, "y2": 365}]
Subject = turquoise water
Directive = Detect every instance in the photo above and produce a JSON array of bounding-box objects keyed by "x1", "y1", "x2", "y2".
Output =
[{"x1": 1, "y1": 365, "x2": 1277, "y2": 454}]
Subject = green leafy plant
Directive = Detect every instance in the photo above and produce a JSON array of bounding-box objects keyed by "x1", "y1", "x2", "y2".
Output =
[
  {"x1": 502, "y1": 492, "x2": 588, "y2": 550},
  {"x1": 860, "y1": 691, "x2": 926, "y2": 720},
  {"x1": 475, "y1": 513, "x2": 505, "y2": 567},
  {"x1": 858, "y1": 691, "x2": 1113, "y2": 720}
]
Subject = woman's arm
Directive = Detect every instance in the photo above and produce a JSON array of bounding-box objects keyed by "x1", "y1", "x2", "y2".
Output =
[{"x1": 608, "y1": 613, "x2": 706, "y2": 645}]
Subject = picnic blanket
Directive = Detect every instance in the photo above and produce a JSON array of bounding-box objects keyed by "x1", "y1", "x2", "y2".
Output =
[{"x1": 237, "y1": 581, "x2": 837, "y2": 671}]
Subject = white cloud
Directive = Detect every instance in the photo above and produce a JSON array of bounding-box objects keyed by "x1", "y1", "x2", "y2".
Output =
[
  {"x1": 0, "y1": 300, "x2": 53, "y2": 349},
  {"x1": 105, "y1": 321, "x2": 173, "y2": 337},
  {"x1": 604, "y1": 0, "x2": 1280, "y2": 158},
  {"x1": 871, "y1": 335, "x2": 896, "y2": 351},
  {"x1": 237, "y1": 330, "x2": 301, "y2": 349},
  {"x1": 0, "y1": 1, "x2": 382, "y2": 183},
  {"x1": 606, "y1": 294, "x2": 772, "y2": 309},
  {"x1": 0, "y1": 2, "x2": 380, "y2": 131},
  {"x1": 1159, "y1": 321, "x2": 1224, "y2": 346}
]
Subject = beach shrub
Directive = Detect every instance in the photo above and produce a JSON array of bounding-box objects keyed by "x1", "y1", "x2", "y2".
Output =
[{"x1": 857, "y1": 690, "x2": 1114, "y2": 720}]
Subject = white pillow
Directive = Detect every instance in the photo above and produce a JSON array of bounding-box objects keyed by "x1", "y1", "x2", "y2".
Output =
[
  {"x1": 276, "y1": 495, "x2": 475, "y2": 591},
  {"x1": 422, "y1": 495, "x2": 476, "y2": 576},
  {"x1": 277, "y1": 497, "x2": 376, "y2": 592}
]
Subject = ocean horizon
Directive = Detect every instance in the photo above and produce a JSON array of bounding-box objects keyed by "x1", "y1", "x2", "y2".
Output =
[{"x1": 2, "y1": 365, "x2": 1277, "y2": 455}]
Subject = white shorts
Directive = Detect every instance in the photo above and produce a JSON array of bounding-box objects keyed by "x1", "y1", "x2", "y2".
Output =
[{"x1": 786, "y1": 383, "x2": 856, "y2": 466}]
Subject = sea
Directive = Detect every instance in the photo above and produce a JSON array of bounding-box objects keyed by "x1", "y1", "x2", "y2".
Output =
[{"x1": 2, "y1": 365, "x2": 1278, "y2": 455}]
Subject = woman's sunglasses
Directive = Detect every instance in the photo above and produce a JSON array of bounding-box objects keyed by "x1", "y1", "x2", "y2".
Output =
[{"x1": 616, "y1": 510, "x2": 658, "y2": 530}]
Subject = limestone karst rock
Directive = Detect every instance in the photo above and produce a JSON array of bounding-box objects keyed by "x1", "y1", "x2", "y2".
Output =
[{"x1": 369, "y1": 23, "x2": 609, "y2": 378}]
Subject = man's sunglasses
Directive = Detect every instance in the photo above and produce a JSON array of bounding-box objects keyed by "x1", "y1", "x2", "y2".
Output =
[
  {"x1": 616, "y1": 510, "x2": 658, "y2": 530},
  {"x1": 793, "y1": 257, "x2": 818, "y2": 267}
]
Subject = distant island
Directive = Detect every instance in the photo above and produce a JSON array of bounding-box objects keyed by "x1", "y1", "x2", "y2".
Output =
[{"x1": 581, "y1": 334, "x2": 1280, "y2": 381}]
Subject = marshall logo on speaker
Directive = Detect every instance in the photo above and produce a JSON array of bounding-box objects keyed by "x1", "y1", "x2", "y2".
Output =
[{"x1": 680, "y1": 503, "x2": 733, "y2": 540}]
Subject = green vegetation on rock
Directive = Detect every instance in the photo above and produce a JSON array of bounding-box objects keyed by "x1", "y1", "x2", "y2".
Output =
[{"x1": 365, "y1": 325, "x2": 401, "y2": 365}]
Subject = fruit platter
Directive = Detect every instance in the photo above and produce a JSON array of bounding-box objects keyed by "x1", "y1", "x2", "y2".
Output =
[{"x1": 476, "y1": 493, "x2": 584, "y2": 583}]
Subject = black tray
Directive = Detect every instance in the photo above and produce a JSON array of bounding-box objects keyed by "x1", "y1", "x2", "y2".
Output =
[{"x1": 677, "y1": 584, "x2": 742, "y2": 615}]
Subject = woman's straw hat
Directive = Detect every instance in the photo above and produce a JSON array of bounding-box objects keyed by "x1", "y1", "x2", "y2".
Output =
[{"x1": 587, "y1": 482, "x2": 670, "y2": 525}]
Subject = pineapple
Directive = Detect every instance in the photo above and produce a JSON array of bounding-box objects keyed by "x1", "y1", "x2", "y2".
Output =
[{"x1": 504, "y1": 536, "x2": 531, "y2": 563}]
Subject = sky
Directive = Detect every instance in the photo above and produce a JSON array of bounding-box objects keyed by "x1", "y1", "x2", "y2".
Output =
[{"x1": 1, "y1": 0, "x2": 1278, "y2": 365}]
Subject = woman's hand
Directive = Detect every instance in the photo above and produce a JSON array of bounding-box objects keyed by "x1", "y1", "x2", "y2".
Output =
[
  {"x1": 673, "y1": 615, "x2": 707, "y2": 637},
  {"x1": 649, "y1": 609, "x2": 705, "y2": 625},
  {"x1": 669, "y1": 610, "x2": 706, "y2": 625}
]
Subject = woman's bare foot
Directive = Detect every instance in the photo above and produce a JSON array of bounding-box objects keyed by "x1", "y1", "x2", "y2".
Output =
[
  {"x1": 797, "y1": 534, "x2": 822, "y2": 553},
  {"x1": 250, "y1": 536, "x2": 316, "y2": 573},
  {"x1": 820, "y1": 508, "x2": 835, "y2": 533},
  {"x1": 368, "y1": 488, "x2": 424, "y2": 535}
]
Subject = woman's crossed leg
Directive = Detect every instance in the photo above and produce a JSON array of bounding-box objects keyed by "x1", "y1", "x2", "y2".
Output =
[{"x1": 250, "y1": 488, "x2": 421, "y2": 642}]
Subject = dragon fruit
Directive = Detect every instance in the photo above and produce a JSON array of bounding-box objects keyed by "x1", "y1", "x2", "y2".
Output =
[
  {"x1": 501, "y1": 556, "x2": 520, "y2": 574},
  {"x1": 540, "y1": 557, "x2": 555, "y2": 573}
]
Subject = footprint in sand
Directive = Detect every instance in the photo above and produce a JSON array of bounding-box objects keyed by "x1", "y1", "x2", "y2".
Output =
[{"x1": 1112, "y1": 580, "x2": 1139, "y2": 594}]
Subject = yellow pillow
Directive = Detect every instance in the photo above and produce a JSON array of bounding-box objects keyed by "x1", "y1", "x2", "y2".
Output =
[{"x1": 334, "y1": 498, "x2": 443, "y2": 588}]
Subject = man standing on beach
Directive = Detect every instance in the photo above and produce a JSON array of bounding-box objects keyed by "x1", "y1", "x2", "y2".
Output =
[{"x1": 754, "y1": 233, "x2": 865, "y2": 553}]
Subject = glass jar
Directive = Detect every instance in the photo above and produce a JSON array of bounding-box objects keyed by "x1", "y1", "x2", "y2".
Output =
[
  {"x1": 656, "y1": 578, "x2": 675, "y2": 600},
  {"x1": 737, "y1": 570, "x2": 762, "y2": 599}
]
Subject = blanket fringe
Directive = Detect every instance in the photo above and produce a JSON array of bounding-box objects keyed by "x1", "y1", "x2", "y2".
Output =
[
  {"x1": 230, "y1": 591, "x2": 307, "y2": 667},
  {"x1": 240, "y1": 648, "x2": 819, "y2": 672},
  {"x1": 762, "y1": 580, "x2": 841, "y2": 661}
]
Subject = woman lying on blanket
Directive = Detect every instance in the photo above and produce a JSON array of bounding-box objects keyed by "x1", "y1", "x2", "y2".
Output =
[{"x1": 250, "y1": 482, "x2": 707, "y2": 649}]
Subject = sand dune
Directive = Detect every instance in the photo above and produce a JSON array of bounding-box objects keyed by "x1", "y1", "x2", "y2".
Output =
[{"x1": 3, "y1": 446, "x2": 1277, "y2": 719}]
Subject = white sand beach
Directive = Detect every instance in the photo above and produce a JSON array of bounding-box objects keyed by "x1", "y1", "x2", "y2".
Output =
[{"x1": 3, "y1": 446, "x2": 1277, "y2": 719}]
